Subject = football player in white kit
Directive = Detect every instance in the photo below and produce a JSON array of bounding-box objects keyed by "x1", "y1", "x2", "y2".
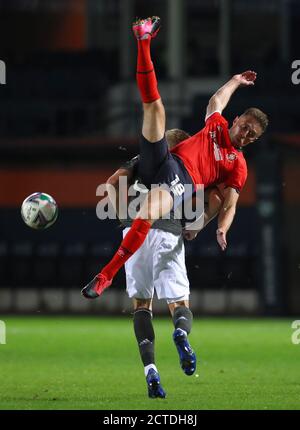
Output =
[{"x1": 106, "y1": 149, "x2": 223, "y2": 399}]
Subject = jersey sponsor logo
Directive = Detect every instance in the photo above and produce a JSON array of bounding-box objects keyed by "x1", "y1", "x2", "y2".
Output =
[
  {"x1": 213, "y1": 142, "x2": 223, "y2": 161},
  {"x1": 226, "y1": 153, "x2": 237, "y2": 162},
  {"x1": 209, "y1": 131, "x2": 223, "y2": 161},
  {"x1": 170, "y1": 174, "x2": 185, "y2": 196}
]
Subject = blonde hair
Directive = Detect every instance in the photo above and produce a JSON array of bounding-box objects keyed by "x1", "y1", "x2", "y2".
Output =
[
  {"x1": 165, "y1": 128, "x2": 191, "y2": 149},
  {"x1": 242, "y1": 107, "x2": 269, "y2": 133}
]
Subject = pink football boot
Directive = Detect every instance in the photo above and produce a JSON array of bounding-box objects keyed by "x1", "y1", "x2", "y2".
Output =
[{"x1": 132, "y1": 16, "x2": 161, "y2": 40}]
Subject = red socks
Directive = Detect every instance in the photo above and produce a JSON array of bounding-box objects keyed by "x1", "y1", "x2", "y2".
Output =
[
  {"x1": 101, "y1": 218, "x2": 151, "y2": 280},
  {"x1": 136, "y1": 38, "x2": 160, "y2": 103}
]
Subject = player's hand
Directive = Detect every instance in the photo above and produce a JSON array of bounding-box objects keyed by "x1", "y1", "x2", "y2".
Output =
[
  {"x1": 183, "y1": 230, "x2": 198, "y2": 241},
  {"x1": 216, "y1": 229, "x2": 227, "y2": 251},
  {"x1": 233, "y1": 70, "x2": 256, "y2": 87}
]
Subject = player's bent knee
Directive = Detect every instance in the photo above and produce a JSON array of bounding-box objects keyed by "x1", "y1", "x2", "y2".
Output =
[
  {"x1": 168, "y1": 301, "x2": 189, "y2": 316},
  {"x1": 106, "y1": 169, "x2": 129, "y2": 188},
  {"x1": 138, "y1": 188, "x2": 173, "y2": 222},
  {"x1": 134, "y1": 298, "x2": 152, "y2": 310}
]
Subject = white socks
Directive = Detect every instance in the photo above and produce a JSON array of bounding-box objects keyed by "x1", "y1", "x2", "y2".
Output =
[{"x1": 144, "y1": 363, "x2": 158, "y2": 376}]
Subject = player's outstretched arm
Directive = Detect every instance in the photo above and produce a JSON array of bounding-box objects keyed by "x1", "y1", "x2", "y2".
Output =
[
  {"x1": 206, "y1": 71, "x2": 257, "y2": 118},
  {"x1": 216, "y1": 187, "x2": 240, "y2": 251},
  {"x1": 183, "y1": 187, "x2": 224, "y2": 241}
]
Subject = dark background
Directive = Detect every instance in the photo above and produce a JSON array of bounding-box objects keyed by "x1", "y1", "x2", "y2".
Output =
[{"x1": 0, "y1": 0, "x2": 299, "y2": 315}]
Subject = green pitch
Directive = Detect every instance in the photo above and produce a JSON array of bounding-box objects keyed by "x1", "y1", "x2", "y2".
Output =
[{"x1": 0, "y1": 316, "x2": 299, "y2": 410}]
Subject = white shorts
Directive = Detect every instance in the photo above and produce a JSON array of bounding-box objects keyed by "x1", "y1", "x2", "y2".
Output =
[{"x1": 123, "y1": 228, "x2": 189, "y2": 303}]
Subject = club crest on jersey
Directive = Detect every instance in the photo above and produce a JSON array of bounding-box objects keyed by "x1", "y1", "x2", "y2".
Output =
[{"x1": 226, "y1": 153, "x2": 237, "y2": 162}]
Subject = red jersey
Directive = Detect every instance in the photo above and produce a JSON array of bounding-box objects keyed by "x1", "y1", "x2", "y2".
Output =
[{"x1": 171, "y1": 112, "x2": 247, "y2": 192}]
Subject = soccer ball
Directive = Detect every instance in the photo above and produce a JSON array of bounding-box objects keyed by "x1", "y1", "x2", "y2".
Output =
[{"x1": 21, "y1": 192, "x2": 58, "y2": 230}]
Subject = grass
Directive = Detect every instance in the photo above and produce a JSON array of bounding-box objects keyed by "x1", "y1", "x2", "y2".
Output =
[{"x1": 0, "y1": 316, "x2": 299, "y2": 410}]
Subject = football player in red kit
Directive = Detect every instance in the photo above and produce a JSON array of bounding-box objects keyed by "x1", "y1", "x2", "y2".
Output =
[{"x1": 82, "y1": 16, "x2": 268, "y2": 299}]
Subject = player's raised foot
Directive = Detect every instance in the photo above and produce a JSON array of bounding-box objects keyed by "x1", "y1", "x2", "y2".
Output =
[
  {"x1": 146, "y1": 368, "x2": 166, "y2": 399},
  {"x1": 132, "y1": 16, "x2": 161, "y2": 40},
  {"x1": 173, "y1": 328, "x2": 196, "y2": 376},
  {"x1": 81, "y1": 273, "x2": 112, "y2": 299}
]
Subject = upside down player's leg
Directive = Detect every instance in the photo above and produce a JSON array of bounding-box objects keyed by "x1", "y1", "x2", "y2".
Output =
[
  {"x1": 133, "y1": 16, "x2": 162, "y2": 106},
  {"x1": 134, "y1": 16, "x2": 168, "y2": 184},
  {"x1": 81, "y1": 185, "x2": 173, "y2": 299},
  {"x1": 81, "y1": 16, "x2": 173, "y2": 299}
]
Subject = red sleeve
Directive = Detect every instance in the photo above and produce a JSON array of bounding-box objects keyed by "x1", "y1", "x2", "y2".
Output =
[
  {"x1": 224, "y1": 157, "x2": 248, "y2": 193},
  {"x1": 205, "y1": 111, "x2": 228, "y2": 127},
  {"x1": 205, "y1": 112, "x2": 230, "y2": 148}
]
